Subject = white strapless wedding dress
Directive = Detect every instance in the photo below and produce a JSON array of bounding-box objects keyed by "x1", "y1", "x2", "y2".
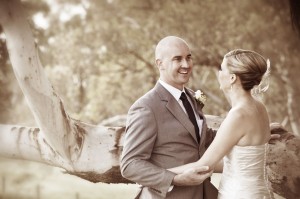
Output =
[{"x1": 218, "y1": 144, "x2": 274, "y2": 199}]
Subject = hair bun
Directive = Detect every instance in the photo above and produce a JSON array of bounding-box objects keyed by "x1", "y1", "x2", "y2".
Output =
[{"x1": 252, "y1": 59, "x2": 271, "y2": 96}]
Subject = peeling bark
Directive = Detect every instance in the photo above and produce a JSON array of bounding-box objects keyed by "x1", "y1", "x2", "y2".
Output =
[{"x1": 0, "y1": 123, "x2": 126, "y2": 175}]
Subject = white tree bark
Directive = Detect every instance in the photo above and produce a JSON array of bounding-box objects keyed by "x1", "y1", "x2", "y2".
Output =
[
  {"x1": 0, "y1": 0, "x2": 299, "y2": 198},
  {"x1": 0, "y1": 0, "x2": 128, "y2": 183},
  {"x1": 0, "y1": 0, "x2": 81, "y2": 162},
  {"x1": 0, "y1": 123, "x2": 128, "y2": 183}
]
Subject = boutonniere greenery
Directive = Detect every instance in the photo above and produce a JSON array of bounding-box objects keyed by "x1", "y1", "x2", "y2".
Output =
[{"x1": 195, "y1": 90, "x2": 206, "y2": 108}]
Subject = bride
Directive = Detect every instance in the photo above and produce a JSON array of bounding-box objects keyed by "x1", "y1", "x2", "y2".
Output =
[{"x1": 169, "y1": 49, "x2": 274, "y2": 199}]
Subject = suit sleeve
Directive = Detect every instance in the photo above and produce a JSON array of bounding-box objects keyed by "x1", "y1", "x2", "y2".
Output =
[{"x1": 120, "y1": 102, "x2": 176, "y2": 197}]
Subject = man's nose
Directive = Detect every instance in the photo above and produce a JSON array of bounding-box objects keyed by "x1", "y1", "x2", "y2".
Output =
[{"x1": 182, "y1": 59, "x2": 189, "y2": 68}]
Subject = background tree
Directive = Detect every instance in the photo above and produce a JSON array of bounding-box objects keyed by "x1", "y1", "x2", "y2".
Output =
[{"x1": 24, "y1": 0, "x2": 300, "y2": 133}]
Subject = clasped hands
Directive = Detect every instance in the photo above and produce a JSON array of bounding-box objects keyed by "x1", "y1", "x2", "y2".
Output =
[
  {"x1": 172, "y1": 165, "x2": 213, "y2": 186},
  {"x1": 171, "y1": 123, "x2": 284, "y2": 187}
]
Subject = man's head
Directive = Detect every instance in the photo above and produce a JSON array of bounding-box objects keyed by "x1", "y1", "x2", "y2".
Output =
[{"x1": 155, "y1": 36, "x2": 193, "y2": 90}]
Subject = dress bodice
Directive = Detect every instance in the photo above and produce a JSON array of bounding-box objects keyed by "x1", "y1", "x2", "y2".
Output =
[{"x1": 218, "y1": 143, "x2": 274, "y2": 199}]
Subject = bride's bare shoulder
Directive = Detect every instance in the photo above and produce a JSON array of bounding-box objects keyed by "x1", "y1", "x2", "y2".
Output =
[
  {"x1": 225, "y1": 106, "x2": 254, "y2": 130},
  {"x1": 227, "y1": 106, "x2": 248, "y2": 119},
  {"x1": 220, "y1": 108, "x2": 246, "y2": 132}
]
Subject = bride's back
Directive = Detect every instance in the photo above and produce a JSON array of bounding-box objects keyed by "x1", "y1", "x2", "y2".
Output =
[{"x1": 235, "y1": 98, "x2": 270, "y2": 146}]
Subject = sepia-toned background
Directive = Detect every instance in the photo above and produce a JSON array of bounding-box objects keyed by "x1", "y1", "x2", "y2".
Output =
[{"x1": 0, "y1": 0, "x2": 299, "y2": 198}]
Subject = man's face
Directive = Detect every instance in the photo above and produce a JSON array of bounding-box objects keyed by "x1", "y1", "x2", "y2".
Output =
[{"x1": 157, "y1": 41, "x2": 193, "y2": 90}]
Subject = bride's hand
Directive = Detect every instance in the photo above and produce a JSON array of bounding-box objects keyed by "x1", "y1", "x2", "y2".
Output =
[{"x1": 269, "y1": 122, "x2": 287, "y2": 144}]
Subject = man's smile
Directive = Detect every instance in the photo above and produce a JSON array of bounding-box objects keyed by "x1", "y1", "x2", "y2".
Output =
[{"x1": 178, "y1": 68, "x2": 189, "y2": 74}]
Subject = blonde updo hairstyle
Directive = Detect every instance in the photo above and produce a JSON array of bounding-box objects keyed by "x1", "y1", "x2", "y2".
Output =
[{"x1": 224, "y1": 49, "x2": 270, "y2": 92}]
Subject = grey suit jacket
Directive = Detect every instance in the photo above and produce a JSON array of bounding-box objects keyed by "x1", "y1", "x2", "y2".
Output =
[{"x1": 121, "y1": 82, "x2": 218, "y2": 199}]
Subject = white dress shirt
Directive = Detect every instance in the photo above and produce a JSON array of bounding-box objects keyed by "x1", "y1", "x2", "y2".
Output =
[{"x1": 158, "y1": 79, "x2": 203, "y2": 136}]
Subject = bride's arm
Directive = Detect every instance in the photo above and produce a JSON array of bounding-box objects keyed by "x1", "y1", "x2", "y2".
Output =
[
  {"x1": 214, "y1": 160, "x2": 223, "y2": 173},
  {"x1": 169, "y1": 110, "x2": 245, "y2": 174}
]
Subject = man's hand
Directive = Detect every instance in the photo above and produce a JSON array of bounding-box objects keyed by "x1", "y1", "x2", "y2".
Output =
[{"x1": 172, "y1": 166, "x2": 213, "y2": 186}]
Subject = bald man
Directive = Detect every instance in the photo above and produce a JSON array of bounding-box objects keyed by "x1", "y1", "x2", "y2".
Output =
[{"x1": 121, "y1": 36, "x2": 218, "y2": 199}]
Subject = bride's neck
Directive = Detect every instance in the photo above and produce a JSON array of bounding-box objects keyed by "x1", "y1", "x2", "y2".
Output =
[{"x1": 228, "y1": 88, "x2": 252, "y2": 107}]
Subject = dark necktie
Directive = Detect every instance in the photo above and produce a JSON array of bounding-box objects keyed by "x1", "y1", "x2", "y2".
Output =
[{"x1": 180, "y1": 92, "x2": 200, "y2": 143}]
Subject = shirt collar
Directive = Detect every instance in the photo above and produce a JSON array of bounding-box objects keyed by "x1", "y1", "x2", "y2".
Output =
[{"x1": 158, "y1": 79, "x2": 184, "y2": 101}]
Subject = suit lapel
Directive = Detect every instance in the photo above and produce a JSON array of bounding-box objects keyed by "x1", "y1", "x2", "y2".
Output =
[
  {"x1": 185, "y1": 89, "x2": 205, "y2": 119},
  {"x1": 155, "y1": 83, "x2": 198, "y2": 143},
  {"x1": 185, "y1": 88, "x2": 207, "y2": 148}
]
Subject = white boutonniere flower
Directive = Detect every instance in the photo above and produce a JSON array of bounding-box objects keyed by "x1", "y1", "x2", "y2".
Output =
[{"x1": 195, "y1": 90, "x2": 206, "y2": 108}]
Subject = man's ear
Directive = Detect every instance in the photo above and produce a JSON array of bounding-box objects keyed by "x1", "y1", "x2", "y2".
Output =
[{"x1": 156, "y1": 59, "x2": 163, "y2": 69}]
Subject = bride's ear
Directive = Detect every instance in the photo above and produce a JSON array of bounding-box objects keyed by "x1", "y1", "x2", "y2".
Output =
[{"x1": 230, "y1": 74, "x2": 237, "y2": 84}]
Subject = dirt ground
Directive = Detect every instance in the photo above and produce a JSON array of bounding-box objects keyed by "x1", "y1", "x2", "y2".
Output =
[{"x1": 0, "y1": 158, "x2": 283, "y2": 199}]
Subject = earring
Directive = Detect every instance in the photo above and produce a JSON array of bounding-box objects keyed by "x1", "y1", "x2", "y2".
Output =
[{"x1": 230, "y1": 84, "x2": 233, "y2": 91}]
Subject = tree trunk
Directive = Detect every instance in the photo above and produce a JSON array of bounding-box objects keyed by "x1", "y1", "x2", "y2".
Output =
[
  {"x1": 282, "y1": 67, "x2": 300, "y2": 136},
  {"x1": 0, "y1": 0, "x2": 299, "y2": 198},
  {"x1": 0, "y1": 0, "x2": 80, "y2": 162},
  {"x1": 268, "y1": 125, "x2": 300, "y2": 199},
  {"x1": 0, "y1": 0, "x2": 128, "y2": 183}
]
